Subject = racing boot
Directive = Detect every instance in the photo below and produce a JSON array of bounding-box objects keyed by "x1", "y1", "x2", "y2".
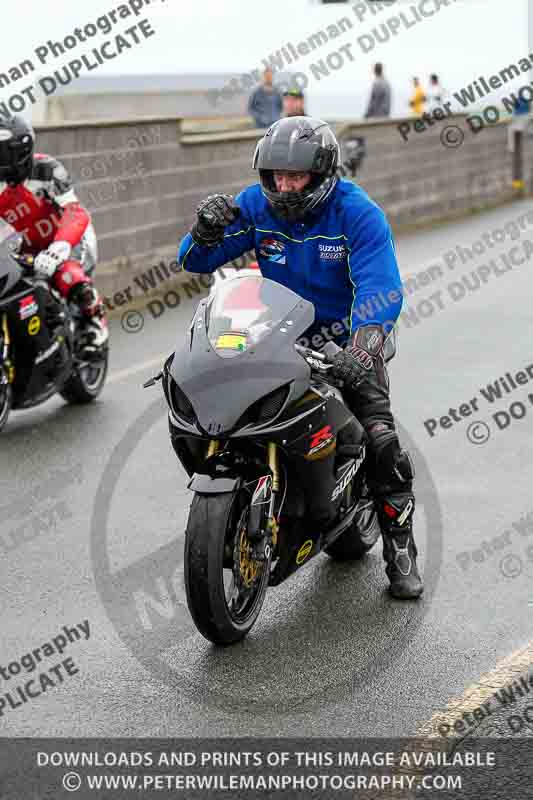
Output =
[
  {"x1": 72, "y1": 284, "x2": 109, "y2": 356},
  {"x1": 377, "y1": 491, "x2": 423, "y2": 599},
  {"x1": 370, "y1": 446, "x2": 423, "y2": 599}
]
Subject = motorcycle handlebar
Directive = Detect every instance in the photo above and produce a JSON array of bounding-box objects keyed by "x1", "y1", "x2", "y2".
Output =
[
  {"x1": 14, "y1": 253, "x2": 35, "y2": 270},
  {"x1": 295, "y1": 342, "x2": 363, "y2": 390},
  {"x1": 294, "y1": 343, "x2": 329, "y2": 364}
]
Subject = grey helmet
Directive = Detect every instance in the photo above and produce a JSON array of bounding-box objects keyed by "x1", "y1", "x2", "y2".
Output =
[{"x1": 252, "y1": 116, "x2": 340, "y2": 222}]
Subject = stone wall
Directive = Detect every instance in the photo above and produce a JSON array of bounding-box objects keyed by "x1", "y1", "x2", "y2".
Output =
[
  {"x1": 339, "y1": 116, "x2": 520, "y2": 228},
  {"x1": 34, "y1": 113, "x2": 529, "y2": 302}
]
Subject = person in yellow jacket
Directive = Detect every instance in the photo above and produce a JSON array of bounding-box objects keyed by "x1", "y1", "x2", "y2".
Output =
[{"x1": 409, "y1": 77, "x2": 426, "y2": 116}]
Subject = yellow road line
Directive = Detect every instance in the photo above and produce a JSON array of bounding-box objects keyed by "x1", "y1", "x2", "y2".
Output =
[{"x1": 417, "y1": 640, "x2": 533, "y2": 737}]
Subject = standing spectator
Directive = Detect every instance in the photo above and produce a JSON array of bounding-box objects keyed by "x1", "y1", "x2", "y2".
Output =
[
  {"x1": 248, "y1": 68, "x2": 283, "y2": 129},
  {"x1": 427, "y1": 73, "x2": 445, "y2": 112},
  {"x1": 364, "y1": 63, "x2": 391, "y2": 118},
  {"x1": 283, "y1": 87, "x2": 306, "y2": 117},
  {"x1": 409, "y1": 77, "x2": 426, "y2": 116}
]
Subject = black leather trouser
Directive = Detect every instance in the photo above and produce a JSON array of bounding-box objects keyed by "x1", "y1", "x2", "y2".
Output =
[
  {"x1": 296, "y1": 324, "x2": 412, "y2": 499},
  {"x1": 341, "y1": 353, "x2": 411, "y2": 498}
]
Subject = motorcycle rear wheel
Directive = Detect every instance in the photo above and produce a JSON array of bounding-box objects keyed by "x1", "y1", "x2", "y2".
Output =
[
  {"x1": 184, "y1": 489, "x2": 271, "y2": 645},
  {"x1": 325, "y1": 498, "x2": 381, "y2": 561},
  {"x1": 60, "y1": 349, "x2": 108, "y2": 404}
]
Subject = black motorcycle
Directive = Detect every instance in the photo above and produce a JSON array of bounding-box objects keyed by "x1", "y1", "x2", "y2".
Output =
[
  {"x1": 0, "y1": 221, "x2": 108, "y2": 432},
  {"x1": 146, "y1": 273, "x2": 395, "y2": 645}
]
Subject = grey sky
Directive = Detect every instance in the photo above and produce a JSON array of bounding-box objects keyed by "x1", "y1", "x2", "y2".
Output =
[{"x1": 1, "y1": 0, "x2": 529, "y2": 116}]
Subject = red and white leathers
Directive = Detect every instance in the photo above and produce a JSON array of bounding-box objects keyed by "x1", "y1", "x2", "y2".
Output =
[{"x1": 0, "y1": 153, "x2": 107, "y2": 345}]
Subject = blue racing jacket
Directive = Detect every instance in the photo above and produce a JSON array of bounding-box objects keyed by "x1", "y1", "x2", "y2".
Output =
[{"x1": 177, "y1": 179, "x2": 403, "y2": 346}]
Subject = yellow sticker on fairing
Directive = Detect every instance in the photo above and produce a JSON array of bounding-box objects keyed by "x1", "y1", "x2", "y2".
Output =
[
  {"x1": 28, "y1": 316, "x2": 41, "y2": 336},
  {"x1": 216, "y1": 333, "x2": 247, "y2": 351},
  {"x1": 296, "y1": 539, "x2": 313, "y2": 565}
]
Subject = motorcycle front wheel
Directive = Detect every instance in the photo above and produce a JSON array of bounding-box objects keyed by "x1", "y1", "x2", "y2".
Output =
[
  {"x1": 0, "y1": 376, "x2": 12, "y2": 433},
  {"x1": 184, "y1": 488, "x2": 271, "y2": 645}
]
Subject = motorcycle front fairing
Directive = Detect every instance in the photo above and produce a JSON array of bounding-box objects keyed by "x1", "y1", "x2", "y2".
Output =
[
  {"x1": 0, "y1": 221, "x2": 28, "y2": 393},
  {"x1": 166, "y1": 274, "x2": 364, "y2": 523},
  {"x1": 169, "y1": 275, "x2": 315, "y2": 437},
  {"x1": 0, "y1": 221, "x2": 24, "y2": 299},
  {"x1": 0, "y1": 220, "x2": 72, "y2": 408}
]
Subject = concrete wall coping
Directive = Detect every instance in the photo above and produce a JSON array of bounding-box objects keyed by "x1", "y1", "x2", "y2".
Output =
[
  {"x1": 180, "y1": 112, "x2": 512, "y2": 145},
  {"x1": 181, "y1": 129, "x2": 264, "y2": 145},
  {"x1": 337, "y1": 111, "x2": 510, "y2": 132},
  {"x1": 35, "y1": 111, "x2": 512, "y2": 136}
]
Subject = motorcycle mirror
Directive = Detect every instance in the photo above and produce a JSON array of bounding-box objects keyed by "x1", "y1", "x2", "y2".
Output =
[{"x1": 142, "y1": 372, "x2": 163, "y2": 388}]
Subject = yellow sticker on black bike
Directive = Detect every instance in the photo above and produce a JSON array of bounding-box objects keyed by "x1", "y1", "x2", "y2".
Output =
[
  {"x1": 28, "y1": 316, "x2": 41, "y2": 336},
  {"x1": 296, "y1": 539, "x2": 313, "y2": 565},
  {"x1": 216, "y1": 332, "x2": 247, "y2": 351}
]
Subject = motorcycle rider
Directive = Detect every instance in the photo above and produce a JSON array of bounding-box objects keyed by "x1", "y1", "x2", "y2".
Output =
[
  {"x1": 177, "y1": 116, "x2": 423, "y2": 599},
  {"x1": 0, "y1": 114, "x2": 108, "y2": 351}
]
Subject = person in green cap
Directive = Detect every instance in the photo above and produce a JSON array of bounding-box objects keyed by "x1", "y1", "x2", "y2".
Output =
[{"x1": 283, "y1": 87, "x2": 306, "y2": 118}]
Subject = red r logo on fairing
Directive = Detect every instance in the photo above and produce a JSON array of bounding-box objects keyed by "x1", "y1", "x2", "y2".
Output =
[{"x1": 309, "y1": 425, "x2": 333, "y2": 450}]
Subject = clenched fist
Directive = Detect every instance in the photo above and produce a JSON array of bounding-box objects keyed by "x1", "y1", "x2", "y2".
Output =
[
  {"x1": 33, "y1": 241, "x2": 72, "y2": 278},
  {"x1": 191, "y1": 194, "x2": 241, "y2": 247}
]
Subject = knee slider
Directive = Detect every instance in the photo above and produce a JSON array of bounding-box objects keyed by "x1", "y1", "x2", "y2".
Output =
[
  {"x1": 371, "y1": 444, "x2": 414, "y2": 495},
  {"x1": 370, "y1": 431, "x2": 406, "y2": 469},
  {"x1": 392, "y1": 449, "x2": 415, "y2": 483}
]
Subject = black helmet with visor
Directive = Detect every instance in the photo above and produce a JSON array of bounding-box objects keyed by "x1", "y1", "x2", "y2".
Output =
[{"x1": 0, "y1": 114, "x2": 35, "y2": 185}]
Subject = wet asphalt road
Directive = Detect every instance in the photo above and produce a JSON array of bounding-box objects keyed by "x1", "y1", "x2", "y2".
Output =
[{"x1": 1, "y1": 199, "x2": 533, "y2": 738}]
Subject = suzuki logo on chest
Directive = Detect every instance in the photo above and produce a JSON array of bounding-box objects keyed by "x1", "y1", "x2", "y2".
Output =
[{"x1": 318, "y1": 243, "x2": 347, "y2": 261}]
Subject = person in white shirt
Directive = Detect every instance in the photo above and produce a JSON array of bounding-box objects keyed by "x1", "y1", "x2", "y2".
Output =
[{"x1": 426, "y1": 74, "x2": 446, "y2": 112}]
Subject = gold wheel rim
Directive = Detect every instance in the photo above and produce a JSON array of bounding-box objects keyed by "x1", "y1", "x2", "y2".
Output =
[{"x1": 238, "y1": 526, "x2": 259, "y2": 588}]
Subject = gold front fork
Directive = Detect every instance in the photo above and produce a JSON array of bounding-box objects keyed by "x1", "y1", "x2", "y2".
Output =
[
  {"x1": 267, "y1": 441, "x2": 279, "y2": 492},
  {"x1": 1, "y1": 314, "x2": 13, "y2": 382},
  {"x1": 206, "y1": 439, "x2": 220, "y2": 458},
  {"x1": 267, "y1": 442, "x2": 280, "y2": 546},
  {"x1": 206, "y1": 439, "x2": 280, "y2": 548}
]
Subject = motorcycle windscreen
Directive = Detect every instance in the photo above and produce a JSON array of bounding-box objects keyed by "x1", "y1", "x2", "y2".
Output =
[
  {"x1": 172, "y1": 275, "x2": 315, "y2": 434},
  {"x1": 0, "y1": 219, "x2": 23, "y2": 297},
  {"x1": 206, "y1": 274, "x2": 301, "y2": 358}
]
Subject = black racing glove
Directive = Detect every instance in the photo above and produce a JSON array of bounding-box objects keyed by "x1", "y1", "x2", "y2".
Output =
[
  {"x1": 330, "y1": 325, "x2": 385, "y2": 388},
  {"x1": 190, "y1": 194, "x2": 241, "y2": 247}
]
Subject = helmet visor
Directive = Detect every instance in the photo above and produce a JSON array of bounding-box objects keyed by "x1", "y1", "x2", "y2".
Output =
[{"x1": 0, "y1": 131, "x2": 33, "y2": 181}]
